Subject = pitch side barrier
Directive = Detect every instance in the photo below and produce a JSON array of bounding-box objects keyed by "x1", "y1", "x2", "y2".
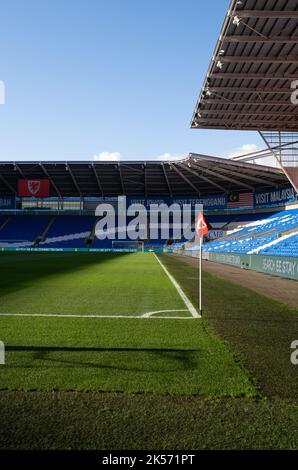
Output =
[
  {"x1": 0, "y1": 247, "x2": 172, "y2": 254},
  {"x1": 174, "y1": 249, "x2": 298, "y2": 281}
]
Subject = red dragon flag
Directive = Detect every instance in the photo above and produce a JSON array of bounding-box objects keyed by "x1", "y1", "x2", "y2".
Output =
[
  {"x1": 195, "y1": 211, "x2": 210, "y2": 239},
  {"x1": 18, "y1": 179, "x2": 50, "y2": 197}
]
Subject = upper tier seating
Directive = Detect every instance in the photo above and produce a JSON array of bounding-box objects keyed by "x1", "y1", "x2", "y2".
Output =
[{"x1": 203, "y1": 208, "x2": 298, "y2": 257}]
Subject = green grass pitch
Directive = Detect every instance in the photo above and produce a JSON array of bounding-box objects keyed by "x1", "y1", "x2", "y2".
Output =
[
  {"x1": 0, "y1": 251, "x2": 297, "y2": 449},
  {"x1": 0, "y1": 251, "x2": 254, "y2": 395}
]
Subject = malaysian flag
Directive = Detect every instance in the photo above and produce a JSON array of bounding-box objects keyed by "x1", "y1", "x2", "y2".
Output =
[{"x1": 227, "y1": 192, "x2": 254, "y2": 209}]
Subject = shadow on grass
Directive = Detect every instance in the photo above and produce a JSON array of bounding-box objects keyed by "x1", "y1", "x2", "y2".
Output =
[{"x1": 5, "y1": 345, "x2": 199, "y2": 372}]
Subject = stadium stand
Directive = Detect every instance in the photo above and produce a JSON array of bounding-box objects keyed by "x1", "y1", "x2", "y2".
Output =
[
  {"x1": 0, "y1": 215, "x2": 51, "y2": 247},
  {"x1": 39, "y1": 216, "x2": 94, "y2": 248},
  {"x1": 1, "y1": 208, "x2": 297, "y2": 254},
  {"x1": 203, "y1": 209, "x2": 298, "y2": 257}
]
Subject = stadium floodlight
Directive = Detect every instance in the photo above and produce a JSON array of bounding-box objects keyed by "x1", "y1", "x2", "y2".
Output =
[
  {"x1": 216, "y1": 60, "x2": 223, "y2": 70},
  {"x1": 232, "y1": 15, "x2": 241, "y2": 26}
]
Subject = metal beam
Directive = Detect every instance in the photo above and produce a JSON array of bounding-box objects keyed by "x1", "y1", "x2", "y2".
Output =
[
  {"x1": 122, "y1": 177, "x2": 145, "y2": 186},
  {"x1": 162, "y1": 163, "x2": 173, "y2": 197},
  {"x1": 193, "y1": 118, "x2": 298, "y2": 130},
  {"x1": 177, "y1": 162, "x2": 227, "y2": 192},
  {"x1": 200, "y1": 110, "x2": 298, "y2": 117},
  {"x1": 259, "y1": 131, "x2": 298, "y2": 194},
  {"x1": 219, "y1": 55, "x2": 298, "y2": 64},
  {"x1": 39, "y1": 163, "x2": 62, "y2": 198},
  {"x1": 223, "y1": 36, "x2": 297, "y2": 44},
  {"x1": 15, "y1": 164, "x2": 25, "y2": 178},
  {"x1": 202, "y1": 100, "x2": 294, "y2": 106},
  {"x1": 236, "y1": 10, "x2": 298, "y2": 19},
  {"x1": 190, "y1": 161, "x2": 255, "y2": 191},
  {"x1": 144, "y1": 164, "x2": 147, "y2": 197},
  {"x1": 0, "y1": 173, "x2": 17, "y2": 194},
  {"x1": 120, "y1": 164, "x2": 144, "y2": 175},
  {"x1": 211, "y1": 72, "x2": 298, "y2": 80},
  {"x1": 231, "y1": 141, "x2": 298, "y2": 162},
  {"x1": 118, "y1": 164, "x2": 125, "y2": 194},
  {"x1": 92, "y1": 164, "x2": 104, "y2": 196},
  {"x1": 170, "y1": 163, "x2": 200, "y2": 194},
  {"x1": 193, "y1": 123, "x2": 298, "y2": 132},
  {"x1": 189, "y1": 153, "x2": 284, "y2": 176},
  {"x1": 67, "y1": 164, "x2": 82, "y2": 196},
  {"x1": 209, "y1": 165, "x2": 274, "y2": 187},
  {"x1": 209, "y1": 87, "x2": 292, "y2": 94}
]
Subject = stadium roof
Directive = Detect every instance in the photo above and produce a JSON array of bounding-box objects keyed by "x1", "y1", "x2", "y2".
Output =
[
  {"x1": 0, "y1": 156, "x2": 288, "y2": 197},
  {"x1": 191, "y1": 0, "x2": 298, "y2": 131}
]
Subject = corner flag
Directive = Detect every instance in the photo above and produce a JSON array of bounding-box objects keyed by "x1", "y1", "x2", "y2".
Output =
[{"x1": 195, "y1": 211, "x2": 210, "y2": 238}]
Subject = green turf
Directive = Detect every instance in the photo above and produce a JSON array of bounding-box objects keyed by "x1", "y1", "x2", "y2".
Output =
[
  {"x1": 160, "y1": 254, "x2": 298, "y2": 399},
  {"x1": 0, "y1": 252, "x2": 187, "y2": 316},
  {"x1": 1, "y1": 392, "x2": 298, "y2": 450},
  {"x1": 0, "y1": 251, "x2": 254, "y2": 395},
  {"x1": 0, "y1": 315, "x2": 255, "y2": 395},
  {"x1": 1, "y1": 251, "x2": 297, "y2": 449}
]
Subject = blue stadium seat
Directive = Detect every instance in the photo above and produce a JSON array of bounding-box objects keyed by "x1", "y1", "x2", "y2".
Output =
[{"x1": 202, "y1": 208, "x2": 298, "y2": 257}]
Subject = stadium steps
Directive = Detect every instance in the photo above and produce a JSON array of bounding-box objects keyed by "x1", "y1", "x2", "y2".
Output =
[
  {"x1": 279, "y1": 226, "x2": 298, "y2": 237},
  {"x1": 34, "y1": 217, "x2": 56, "y2": 245},
  {"x1": 86, "y1": 218, "x2": 98, "y2": 246},
  {"x1": 0, "y1": 216, "x2": 11, "y2": 233},
  {"x1": 236, "y1": 228, "x2": 276, "y2": 241},
  {"x1": 248, "y1": 230, "x2": 298, "y2": 255}
]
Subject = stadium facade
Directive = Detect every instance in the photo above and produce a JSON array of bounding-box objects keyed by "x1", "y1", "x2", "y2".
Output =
[{"x1": 0, "y1": 0, "x2": 297, "y2": 279}]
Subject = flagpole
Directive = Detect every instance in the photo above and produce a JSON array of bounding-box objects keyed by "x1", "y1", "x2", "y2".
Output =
[
  {"x1": 195, "y1": 208, "x2": 207, "y2": 318},
  {"x1": 199, "y1": 234, "x2": 202, "y2": 316}
]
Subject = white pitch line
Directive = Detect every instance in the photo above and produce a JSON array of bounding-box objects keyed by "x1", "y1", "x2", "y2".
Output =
[
  {"x1": 0, "y1": 310, "x2": 194, "y2": 320},
  {"x1": 142, "y1": 309, "x2": 188, "y2": 318},
  {"x1": 153, "y1": 253, "x2": 201, "y2": 319}
]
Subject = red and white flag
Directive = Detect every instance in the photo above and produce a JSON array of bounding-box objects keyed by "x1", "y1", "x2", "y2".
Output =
[
  {"x1": 195, "y1": 211, "x2": 210, "y2": 238},
  {"x1": 18, "y1": 179, "x2": 50, "y2": 197}
]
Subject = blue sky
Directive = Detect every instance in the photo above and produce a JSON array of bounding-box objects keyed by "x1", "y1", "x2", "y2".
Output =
[{"x1": 0, "y1": 0, "x2": 263, "y2": 162}]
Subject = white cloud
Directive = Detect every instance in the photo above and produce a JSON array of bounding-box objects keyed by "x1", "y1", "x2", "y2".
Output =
[
  {"x1": 93, "y1": 151, "x2": 121, "y2": 162},
  {"x1": 155, "y1": 153, "x2": 185, "y2": 161},
  {"x1": 227, "y1": 143, "x2": 260, "y2": 159},
  {"x1": 226, "y1": 143, "x2": 279, "y2": 168}
]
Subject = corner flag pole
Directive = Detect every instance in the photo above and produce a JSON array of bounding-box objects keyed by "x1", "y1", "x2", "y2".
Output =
[
  {"x1": 196, "y1": 209, "x2": 210, "y2": 317},
  {"x1": 199, "y1": 232, "x2": 202, "y2": 316}
]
